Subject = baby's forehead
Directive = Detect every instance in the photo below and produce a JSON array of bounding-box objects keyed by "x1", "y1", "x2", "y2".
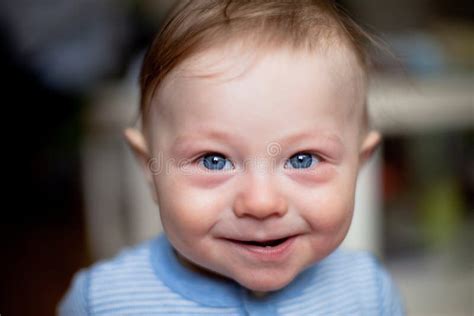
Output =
[
  {"x1": 151, "y1": 42, "x2": 368, "y2": 140},
  {"x1": 170, "y1": 40, "x2": 365, "y2": 84},
  {"x1": 174, "y1": 42, "x2": 259, "y2": 82},
  {"x1": 156, "y1": 41, "x2": 367, "y2": 117}
]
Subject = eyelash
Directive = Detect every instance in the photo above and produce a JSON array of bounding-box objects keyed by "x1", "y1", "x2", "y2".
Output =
[{"x1": 194, "y1": 151, "x2": 324, "y2": 171}]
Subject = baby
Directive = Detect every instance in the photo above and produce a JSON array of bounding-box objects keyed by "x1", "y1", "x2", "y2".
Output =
[{"x1": 59, "y1": 0, "x2": 404, "y2": 315}]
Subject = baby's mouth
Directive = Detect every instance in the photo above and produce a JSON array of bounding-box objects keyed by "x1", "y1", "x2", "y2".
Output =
[
  {"x1": 224, "y1": 235, "x2": 297, "y2": 259},
  {"x1": 230, "y1": 237, "x2": 290, "y2": 247}
]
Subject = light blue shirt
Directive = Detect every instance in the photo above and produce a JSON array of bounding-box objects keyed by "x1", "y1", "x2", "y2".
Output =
[{"x1": 58, "y1": 233, "x2": 404, "y2": 315}]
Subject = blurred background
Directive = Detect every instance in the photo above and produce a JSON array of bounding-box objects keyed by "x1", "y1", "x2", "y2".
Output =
[{"x1": 1, "y1": 0, "x2": 472, "y2": 315}]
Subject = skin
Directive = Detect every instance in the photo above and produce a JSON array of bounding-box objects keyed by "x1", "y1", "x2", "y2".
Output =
[{"x1": 125, "y1": 42, "x2": 380, "y2": 294}]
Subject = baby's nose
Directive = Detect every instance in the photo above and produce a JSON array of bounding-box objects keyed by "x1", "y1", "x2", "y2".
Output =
[{"x1": 233, "y1": 172, "x2": 288, "y2": 219}]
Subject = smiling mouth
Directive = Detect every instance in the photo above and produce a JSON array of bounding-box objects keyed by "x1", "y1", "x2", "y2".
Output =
[{"x1": 229, "y1": 237, "x2": 290, "y2": 247}]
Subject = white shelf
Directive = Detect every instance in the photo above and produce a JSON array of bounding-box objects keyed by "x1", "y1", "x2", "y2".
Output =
[{"x1": 369, "y1": 75, "x2": 473, "y2": 134}]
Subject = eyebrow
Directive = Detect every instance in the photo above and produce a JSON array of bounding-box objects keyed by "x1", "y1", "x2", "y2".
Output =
[
  {"x1": 170, "y1": 130, "x2": 236, "y2": 156},
  {"x1": 171, "y1": 128, "x2": 344, "y2": 155},
  {"x1": 277, "y1": 130, "x2": 344, "y2": 148},
  {"x1": 172, "y1": 129, "x2": 239, "y2": 147}
]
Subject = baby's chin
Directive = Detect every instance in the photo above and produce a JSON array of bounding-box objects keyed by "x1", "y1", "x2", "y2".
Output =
[
  {"x1": 229, "y1": 266, "x2": 301, "y2": 293},
  {"x1": 176, "y1": 245, "x2": 306, "y2": 292}
]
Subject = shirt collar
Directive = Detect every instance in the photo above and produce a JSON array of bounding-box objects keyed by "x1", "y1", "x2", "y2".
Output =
[{"x1": 150, "y1": 233, "x2": 317, "y2": 307}]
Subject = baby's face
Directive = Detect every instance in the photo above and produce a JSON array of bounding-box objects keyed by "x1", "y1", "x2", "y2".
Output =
[{"x1": 140, "y1": 44, "x2": 374, "y2": 292}]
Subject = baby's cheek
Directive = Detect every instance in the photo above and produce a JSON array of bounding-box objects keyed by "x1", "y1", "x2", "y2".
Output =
[
  {"x1": 299, "y1": 186, "x2": 354, "y2": 234},
  {"x1": 157, "y1": 179, "x2": 226, "y2": 235}
]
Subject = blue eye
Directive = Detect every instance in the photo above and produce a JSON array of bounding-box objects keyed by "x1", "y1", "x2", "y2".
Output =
[
  {"x1": 285, "y1": 153, "x2": 320, "y2": 169},
  {"x1": 201, "y1": 153, "x2": 234, "y2": 171}
]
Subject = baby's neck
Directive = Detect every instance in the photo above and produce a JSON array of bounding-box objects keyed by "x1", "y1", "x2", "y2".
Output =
[{"x1": 250, "y1": 290, "x2": 268, "y2": 298}]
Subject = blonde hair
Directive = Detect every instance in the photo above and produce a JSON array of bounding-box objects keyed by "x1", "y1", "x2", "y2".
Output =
[{"x1": 139, "y1": 0, "x2": 375, "y2": 124}]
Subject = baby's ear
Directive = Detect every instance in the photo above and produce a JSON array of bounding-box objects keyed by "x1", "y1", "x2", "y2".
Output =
[
  {"x1": 359, "y1": 130, "x2": 381, "y2": 167},
  {"x1": 124, "y1": 128, "x2": 149, "y2": 158},
  {"x1": 123, "y1": 128, "x2": 158, "y2": 203}
]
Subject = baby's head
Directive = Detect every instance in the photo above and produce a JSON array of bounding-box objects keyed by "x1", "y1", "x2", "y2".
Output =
[{"x1": 125, "y1": 0, "x2": 381, "y2": 293}]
